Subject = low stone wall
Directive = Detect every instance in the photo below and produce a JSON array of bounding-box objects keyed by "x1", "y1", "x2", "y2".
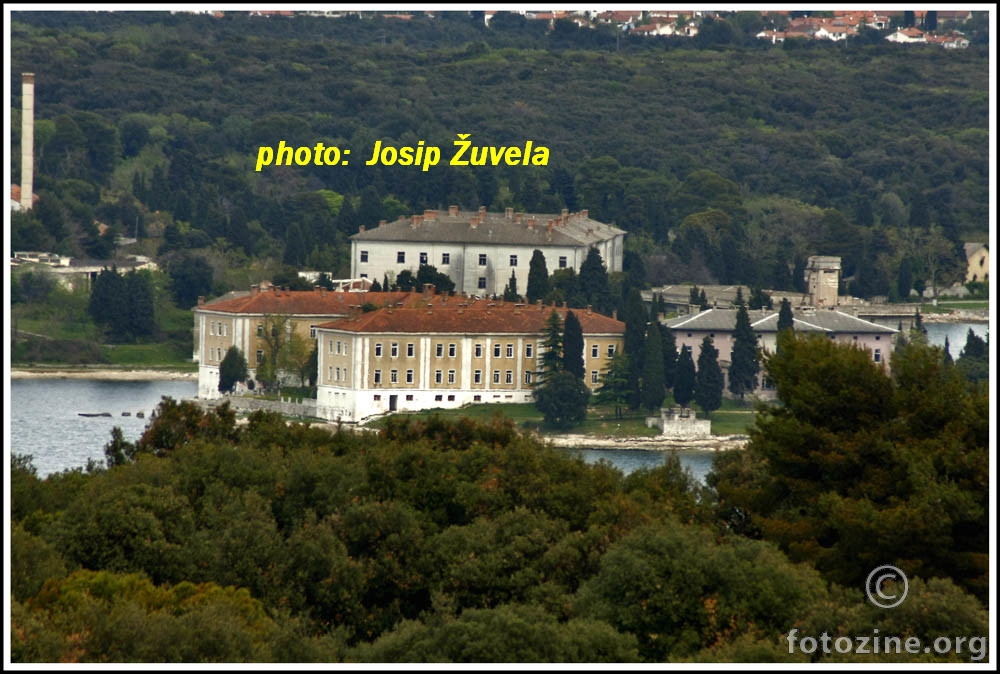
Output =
[
  {"x1": 195, "y1": 394, "x2": 321, "y2": 420},
  {"x1": 646, "y1": 406, "x2": 712, "y2": 438}
]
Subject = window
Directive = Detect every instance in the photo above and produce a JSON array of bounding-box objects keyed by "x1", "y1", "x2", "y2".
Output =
[
  {"x1": 506, "y1": 344, "x2": 513, "y2": 358},
  {"x1": 374, "y1": 370, "x2": 382, "y2": 384},
  {"x1": 478, "y1": 277, "x2": 487, "y2": 289},
  {"x1": 449, "y1": 343, "x2": 456, "y2": 357},
  {"x1": 310, "y1": 325, "x2": 317, "y2": 339},
  {"x1": 390, "y1": 370, "x2": 398, "y2": 384},
  {"x1": 391, "y1": 343, "x2": 398, "y2": 357},
  {"x1": 474, "y1": 395, "x2": 482, "y2": 402},
  {"x1": 509, "y1": 254, "x2": 518, "y2": 267},
  {"x1": 505, "y1": 370, "x2": 513, "y2": 384},
  {"x1": 374, "y1": 395, "x2": 381, "y2": 401},
  {"x1": 875, "y1": 335, "x2": 881, "y2": 341},
  {"x1": 256, "y1": 350, "x2": 263, "y2": 364},
  {"x1": 406, "y1": 369, "x2": 414, "y2": 384},
  {"x1": 607, "y1": 344, "x2": 616, "y2": 357},
  {"x1": 493, "y1": 370, "x2": 501, "y2": 384},
  {"x1": 524, "y1": 372, "x2": 533, "y2": 384},
  {"x1": 441, "y1": 252, "x2": 450, "y2": 265},
  {"x1": 591, "y1": 345, "x2": 599, "y2": 358},
  {"x1": 407, "y1": 343, "x2": 415, "y2": 357},
  {"x1": 525, "y1": 344, "x2": 534, "y2": 358},
  {"x1": 328, "y1": 366, "x2": 333, "y2": 380},
  {"x1": 558, "y1": 256, "x2": 567, "y2": 269},
  {"x1": 257, "y1": 324, "x2": 264, "y2": 337},
  {"x1": 336, "y1": 341, "x2": 342, "y2": 355},
  {"x1": 874, "y1": 349, "x2": 882, "y2": 363},
  {"x1": 448, "y1": 370, "x2": 456, "y2": 384},
  {"x1": 397, "y1": 251, "x2": 406, "y2": 263},
  {"x1": 479, "y1": 254, "x2": 487, "y2": 266},
  {"x1": 329, "y1": 340, "x2": 334, "y2": 354},
  {"x1": 209, "y1": 322, "x2": 215, "y2": 336},
  {"x1": 436, "y1": 343, "x2": 444, "y2": 357},
  {"x1": 435, "y1": 395, "x2": 443, "y2": 402},
  {"x1": 335, "y1": 367, "x2": 340, "y2": 381},
  {"x1": 447, "y1": 395, "x2": 455, "y2": 401},
  {"x1": 375, "y1": 343, "x2": 383, "y2": 357},
  {"x1": 474, "y1": 370, "x2": 482, "y2": 384},
  {"x1": 475, "y1": 344, "x2": 483, "y2": 358},
  {"x1": 435, "y1": 370, "x2": 443, "y2": 384},
  {"x1": 591, "y1": 370, "x2": 599, "y2": 384},
  {"x1": 419, "y1": 251, "x2": 428, "y2": 264},
  {"x1": 494, "y1": 344, "x2": 501, "y2": 358},
  {"x1": 360, "y1": 250, "x2": 369, "y2": 263},
  {"x1": 406, "y1": 395, "x2": 414, "y2": 401}
]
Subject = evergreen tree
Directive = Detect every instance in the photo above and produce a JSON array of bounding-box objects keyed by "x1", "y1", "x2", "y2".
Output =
[
  {"x1": 124, "y1": 269, "x2": 155, "y2": 340},
  {"x1": 370, "y1": 278, "x2": 382, "y2": 292},
  {"x1": 729, "y1": 304, "x2": 760, "y2": 399},
  {"x1": 526, "y1": 249, "x2": 549, "y2": 303},
  {"x1": 640, "y1": 322, "x2": 665, "y2": 412},
  {"x1": 595, "y1": 350, "x2": 630, "y2": 419},
  {"x1": 536, "y1": 310, "x2": 564, "y2": 385},
  {"x1": 562, "y1": 311, "x2": 585, "y2": 379},
  {"x1": 732, "y1": 286, "x2": 744, "y2": 307},
  {"x1": 578, "y1": 247, "x2": 612, "y2": 314},
  {"x1": 959, "y1": 328, "x2": 987, "y2": 359},
  {"x1": 503, "y1": 270, "x2": 520, "y2": 302},
  {"x1": 699, "y1": 289, "x2": 709, "y2": 311},
  {"x1": 621, "y1": 287, "x2": 648, "y2": 408},
  {"x1": 383, "y1": 273, "x2": 390, "y2": 292},
  {"x1": 218, "y1": 346, "x2": 249, "y2": 394},
  {"x1": 748, "y1": 286, "x2": 772, "y2": 310},
  {"x1": 695, "y1": 336, "x2": 724, "y2": 415},
  {"x1": 942, "y1": 336, "x2": 953, "y2": 366},
  {"x1": 689, "y1": 285, "x2": 701, "y2": 307},
  {"x1": 673, "y1": 345, "x2": 696, "y2": 407},
  {"x1": 534, "y1": 370, "x2": 591, "y2": 429},
  {"x1": 777, "y1": 298, "x2": 794, "y2": 334},
  {"x1": 897, "y1": 257, "x2": 913, "y2": 300},
  {"x1": 659, "y1": 323, "x2": 677, "y2": 391}
]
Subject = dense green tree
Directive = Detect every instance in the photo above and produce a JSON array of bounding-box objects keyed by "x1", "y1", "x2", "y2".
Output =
[
  {"x1": 694, "y1": 336, "x2": 724, "y2": 415},
  {"x1": 595, "y1": 350, "x2": 630, "y2": 419},
  {"x1": 578, "y1": 247, "x2": 612, "y2": 314},
  {"x1": 673, "y1": 345, "x2": 696, "y2": 407},
  {"x1": 167, "y1": 253, "x2": 214, "y2": 309},
  {"x1": 777, "y1": 298, "x2": 794, "y2": 334},
  {"x1": 503, "y1": 270, "x2": 520, "y2": 302},
  {"x1": 562, "y1": 310, "x2": 585, "y2": 379},
  {"x1": 658, "y1": 324, "x2": 677, "y2": 391},
  {"x1": 728, "y1": 304, "x2": 760, "y2": 399},
  {"x1": 747, "y1": 286, "x2": 772, "y2": 310},
  {"x1": 534, "y1": 369, "x2": 591, "y2": 429},
  {"x1": 536, "y1": 310, "x2": 563, "y2": 385},
  {"x1": 526, "y1": 249, "x2": 549, "y2": 303},
  {"x1": 955, "y1": 328, "x2": 988, "y2": 383},
  {"x1": 415, "y1": 264, "x2": 455, "y2": 294},
  {"x1": 219, "y1": 345, "x2": 250, "y2": 394},
  {"x1": 639, "y1": 321, "x2": 666, "y2": 413}
]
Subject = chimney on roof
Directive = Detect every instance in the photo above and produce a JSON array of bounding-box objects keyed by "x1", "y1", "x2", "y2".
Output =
[
  {"x1": 411, "y1": 214, "x2": 423, "y2": 228},
  {"x1": 250, "y1": 284, "x2": 260, "y2": 297},
  {"x1": 424, "y1": 209, "x2": 437, "y2": 220},
  {"x1": 197, "y1": 296, "x2": 205, "y2": 305},
  {"x1": 479, "y1": 206, "x2": 486, "y2": 216},
  {"x1": 359, "y1": 225, "x2": 366, "y2": 232},
  {"x1": 586, "y1": 305, "x2": 592, "y2": 314},
  {"x1": 515, "y1": 212, "x2": 523, "y2": 224},
  {"x1": 581, "y1": 208, "x2": 588, "y2": 218},
  {"x1": 449, "y1": 204, "x2": 459, "y2": 216},
  {"x1": 422, "y1": 283, "x2": 435, "y2": 298},
  {"x1": 470, "y1": 217, "x2": 478, "y2": 229},
  {"x1": 505, "y1": 207, "x2": 513, "y2": 219}
]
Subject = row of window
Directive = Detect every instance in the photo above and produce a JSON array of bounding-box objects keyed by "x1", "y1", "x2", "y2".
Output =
[
  {"x1": 368, "y1": 342, "x2": 615, "y2": 359},
  {"x1": 368, "y1": 369, "x2": 604, "y2": 386},
  {"x1": 208, "y1": 321, "x2": 229, "y2": 337},
  {"x1": 328, "y1": 339, "x2": 350, "y2": 356},
  {"x1": 326, "y1": 366, "x2": 350, "y2": 383},
  {"x1": 359, "y1": 251, "x2": 570, "y2": 269}
]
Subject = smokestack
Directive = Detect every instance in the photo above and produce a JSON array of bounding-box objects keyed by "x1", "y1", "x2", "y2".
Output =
[{"x1": 21, "y1": 73, "x2": 35, "y2": 211}]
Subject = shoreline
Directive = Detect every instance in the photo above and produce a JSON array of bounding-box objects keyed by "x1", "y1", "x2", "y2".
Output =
[
  {"x1": 541, "y1": 432, "x2": 749, "y2": 452},
  {"x1": 10, "y1": 367, "x2": 197, "y2": 382}
]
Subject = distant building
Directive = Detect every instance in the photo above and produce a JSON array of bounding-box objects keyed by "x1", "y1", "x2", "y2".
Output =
[
  {"x1": 664, "y1": 307, "x2": 898, "y2": 398},
  {"x1": 10, "y1": 252, "x2": 158, "y2": 291},
  {"x1": 350, "y1": 206, "x2": 625, "y2": 297},
  {"x1": 963, "y1": 242, "x2": 989, "y2": 283},
  {"x1": 315, "y1": 300, "x2": 625, "y2": 423},
  {"x1": 804, "y1": 256, "x2": 842, "y2": 308}
]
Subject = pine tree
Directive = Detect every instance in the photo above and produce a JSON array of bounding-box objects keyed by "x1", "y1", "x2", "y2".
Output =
[
  {"x1": 777, "y1": 298, "x2": 794, "y2": 333},
  {"x1": 503, "y1": 270, "x2": 520, "y2": 302},
  {"x1": 370, "y1": 278, "x2": 382, "y2": 292},
  {"x1": 526, "y1": 249, "x2": 549, "y2": 303},
  {"x1": 674, "y1": 345, "x2": 696, "y2": 407},
  {"x1": 218, "y1": 346, "x2": 249, "y2": 393},
  {"x1": 562, "y1": 310, "x2": 585, "y2": 379},
  {"x1": 536, "y1": 310, "x2": 564, "y2": 385},
  {"x1": 695, "y1": 336, "x2": 724, "y2": 415},
  {"x1": 729, "y1": 304, "x2": 760, "y2": 399},
  {"x1": 942, "y1": 336, "x2": 953, "y2": 366},
  {"x1": 578, "y1": 247, "x2": 612, "y2": 314},
  {"x1": 641, "y1": 322, "x2": 665, "y2": 412},
  {"x1": 596, "y1": 351, "x2": 630, "y2": 419},
  {"x1": 699, "y1": 289, "x2": 709, "y2": 310},
  {"x1": 621, "y1": 287, "x2": 648, "y2": 408},
  {"x1": 689, "y1": 285, "x2": 701, "y2": 307},
  {"x1": 733, "y1": 286, "x2": 744, "y2": 307}
]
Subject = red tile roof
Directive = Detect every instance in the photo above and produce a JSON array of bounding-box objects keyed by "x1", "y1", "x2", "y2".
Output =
[
  {"x1": 318, "y1": 302, "x2": 625, "y2": 336},
  {"x1": 196, "y1": 288, "x2": 426, "y2": 316}
]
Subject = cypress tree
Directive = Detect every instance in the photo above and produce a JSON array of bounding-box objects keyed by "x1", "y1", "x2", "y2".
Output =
[
  {"x1": 777, "y1": 298, "x2": 794, "y2": 333},
  {"x1": 218, "y1": 346, "x2": 249, "y2": 393},
  {"x1": 537, "y1": 310, "x2": 564, "y2": 384},
  {"x1": 526, "y1": 249, "x2": 549, "y2": 303},
  {"x1": 621, "y1": 287, "x2": 648, "y2": 408},
  {"x1": 942, "y1": 336, "x2": 953, "y2": 365},
  {"x1": 578, "y1": 247, "x2": 612, "y2": 314},
  {"x1": 641, "y1": 322, "x2": 665, "y2": 412},
  {"x1": 503, "y1": 270, "x2": 520, "y2": 302},
  {"x1": 729, "y1": 304, "x2": 760, "y2": 399},
  {"x1": 695, "y1": 336, "x2": 724, "y2": 415},
  {"x1": 674, "y1": 345, "x2": 696, "y2": 407},
  {"x1": 562, "y1": 310, "x2": 585, "y2": 379},
  {"x1": 659, "y1": 323, "x2": 677, "y2": 391}
]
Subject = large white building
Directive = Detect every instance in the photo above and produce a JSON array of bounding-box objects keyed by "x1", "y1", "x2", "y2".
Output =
[
  {"x1": 350, "y1": 206, "x2": 626, "y2": 297},
  {"x1": 315, "y1": 298, "x2": 625, "y2": 423}
]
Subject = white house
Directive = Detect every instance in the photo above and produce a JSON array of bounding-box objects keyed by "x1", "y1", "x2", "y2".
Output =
[{"x1": 350, "y1": 206, "x2": 626, "y2": 297}]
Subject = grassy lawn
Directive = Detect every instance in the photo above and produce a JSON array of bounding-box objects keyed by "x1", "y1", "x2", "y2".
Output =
[
  {"x1": 934, "y1": 300, "x2": 990, "y2": 310},
  {"x1": 103, "y1": 343, "x2": 197, "y2": 369},
  {"x1": 709, "y1": 411, "x2": 756, "y2": 435}
]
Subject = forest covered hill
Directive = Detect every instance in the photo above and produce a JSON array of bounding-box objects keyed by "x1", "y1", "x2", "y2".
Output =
[{"x1": 9, "y1": 10, "x2": 989, "y2": 300}]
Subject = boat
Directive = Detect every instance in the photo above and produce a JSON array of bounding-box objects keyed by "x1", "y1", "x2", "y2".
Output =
[{"x1": 79, "y1": 412, "x2": 112, "y2": 417}]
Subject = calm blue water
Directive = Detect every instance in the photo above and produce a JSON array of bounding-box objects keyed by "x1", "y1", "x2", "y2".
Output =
[{"x1": 923, "y1": 322, "x2": 989, "y2": 359}]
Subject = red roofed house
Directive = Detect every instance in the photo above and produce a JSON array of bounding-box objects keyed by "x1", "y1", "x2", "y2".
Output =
[
  {"x1": 193, "y1": 284, "x2": 425, "y2": 398},
  {"x1": 886, "y1": 27, "x2": 927, "y2": 43},
  {"x1": 315, "y1": 300, "x2": 625, "y2": 423}
]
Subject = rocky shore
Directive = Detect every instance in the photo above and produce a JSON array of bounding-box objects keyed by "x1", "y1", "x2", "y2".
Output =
[
  {"x1": 541, "y1": 433, "x2": 749, "y2": 452},
  {"x1": 10, "y1": 367, "x2": 197, "y2": 382}
]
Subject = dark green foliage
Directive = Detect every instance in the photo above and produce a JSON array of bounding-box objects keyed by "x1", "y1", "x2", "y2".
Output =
[
  {"x1": 620, "y1": 287, "x2": 648, "y2": 408},
  {"x1": 87, "y1": 267, "x2": 156, "y2": 342},
  {"x1": 777, "y1": 298, "x2": 794, "y2": 333},
  {"x1": 955, "y1": 328, "x2": 988, "y2": 383},
  {"x1": 728, "y1": 304, "x2": 759, "y2": 399},
  {"x1": 640, "y1": 322, "x2": 665, "y2": 412},
  {"x1": 747, "y1": 286, "x2": 772, "y2": 310},
  {"x1": 533, "y1": 369, "x2": 591, "y2": 429},
  {"x1": 167, "y1": 253, "x2": 214, "y2": 309},
  {"x1": 673, "y1": 345, "x2": 696, "y2": 407},
  {"x1": 502, "y1": 270, "x2": 520, "y2": 302},
  {"x1": 536, "y1": 310, "x2": 563, "y2": 383},
  {"x1": 694, "y1": 336, "x2": 724, "y2": 415},
  {"x1": 710, "y1": 334, "x2": 989, "y2": 601},
  {"x1": 578, "y1": 247, "x2": 612, "y2": 315},
  {"x1": 416, "y1": 264, "x2": 456, "y2": 294},
  {"x1": 219, "y1": 345, "x2": 249, "y2": 394},
  {"x1": 562, "y1": 310, "x2": 585, "y2": 378},
  {"x1": 595, "y1": 350, "x2": 630, "y2": 419},
  {"x1": 659, "y1": 324, "x2": 677, "y2": 391},
  {"x1": 526, "y1": 249, "x2": 549, "y2": 303}
]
